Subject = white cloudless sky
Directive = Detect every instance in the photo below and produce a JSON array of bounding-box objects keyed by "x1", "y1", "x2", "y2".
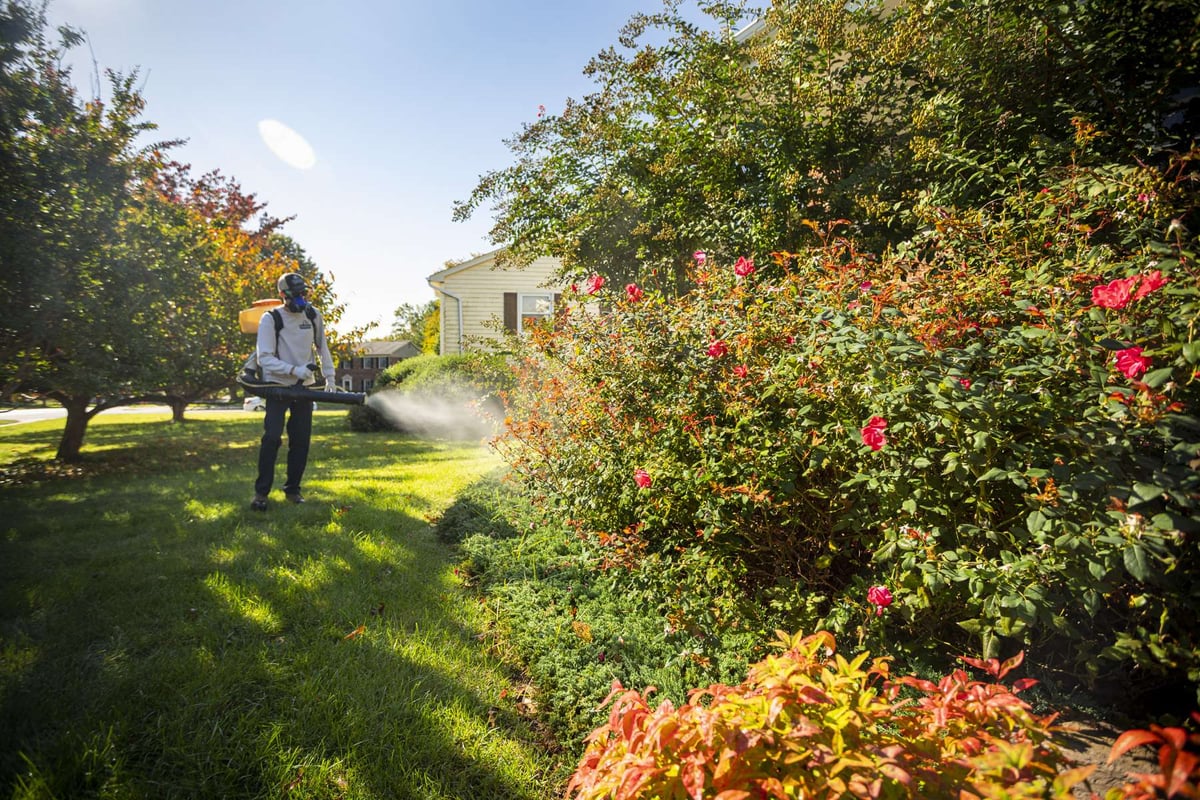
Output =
[{"x1": 46, "y1": 0, "x2": 712, "y2": 335}]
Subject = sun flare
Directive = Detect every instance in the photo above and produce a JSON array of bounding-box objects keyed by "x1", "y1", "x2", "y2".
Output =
[{"x1": 257, "y1": 119, "x2": 316, "y2": 170}]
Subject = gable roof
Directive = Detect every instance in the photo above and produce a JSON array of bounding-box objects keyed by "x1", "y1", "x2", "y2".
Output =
[
  {"x1": 426, "y1": 248, "x2": 505, "y2": 284},
  {"x1": 354, "y1": 339, "x2": 419, "y2": 357}
]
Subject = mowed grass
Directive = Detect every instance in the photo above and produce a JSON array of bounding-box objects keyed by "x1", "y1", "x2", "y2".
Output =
[{"x1": 0, "y1": 410, "x2": 559, "y2": 800}]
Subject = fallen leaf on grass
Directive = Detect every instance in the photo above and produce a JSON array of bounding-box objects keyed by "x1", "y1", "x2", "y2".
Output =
[{"x1": 343, "y1": 625, "x2": 366, "y2": 640}]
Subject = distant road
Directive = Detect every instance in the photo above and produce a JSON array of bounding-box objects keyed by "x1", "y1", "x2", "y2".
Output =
[{"x1": 0, "y1": 405, "x2": 245, "y2": 425}]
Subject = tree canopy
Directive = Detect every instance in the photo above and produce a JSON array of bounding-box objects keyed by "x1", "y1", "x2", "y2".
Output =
[
  {"x1": 456, "y1": 0, "x2": 1198, "y2": 289},
  {"x1": 0, "y1": 0, "x2": 361, "y2": 459}
]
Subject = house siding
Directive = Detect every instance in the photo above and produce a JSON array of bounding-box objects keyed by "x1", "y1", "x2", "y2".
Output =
[{"x1": 429, "y1": 252, "x2": 565, "y2": 355}]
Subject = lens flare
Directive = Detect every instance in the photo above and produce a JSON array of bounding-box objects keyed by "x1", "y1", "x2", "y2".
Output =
[{"x1": 257, "y1": 119, "x2": 316, "y2": 169}]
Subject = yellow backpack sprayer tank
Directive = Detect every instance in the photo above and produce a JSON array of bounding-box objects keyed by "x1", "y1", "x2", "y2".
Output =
[
  {"x1": 239, "y1": 298, "x2": 284, "y2": 334},
  {"x1": 237, "y1": 299, "x2": 366, "y2": 406}
]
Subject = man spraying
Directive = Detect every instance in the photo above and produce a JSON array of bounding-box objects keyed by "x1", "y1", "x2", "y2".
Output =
[{"x1": 250, "y1": 273, "x2": 336, "y2": 512}]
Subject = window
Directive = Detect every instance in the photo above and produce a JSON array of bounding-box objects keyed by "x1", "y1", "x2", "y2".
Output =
[{"x1": 518, "y1": 293, "x2": 554, "y2": 333}]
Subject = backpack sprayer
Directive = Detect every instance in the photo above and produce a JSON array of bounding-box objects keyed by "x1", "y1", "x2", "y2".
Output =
[{"x1": 237, "y1": 299, "x2": 366, "y2": 406}]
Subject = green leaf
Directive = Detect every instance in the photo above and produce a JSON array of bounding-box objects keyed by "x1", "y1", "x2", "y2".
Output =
[
  {"x1": 1132, "y1": 483, "x2": 1162, "y2": 504},
  {"x1": 1097, "y1": 338, "x2": 1128, "y2": 351},
  {"x1": 1027, "y1": 510, "x2": 1047, "y2": 534},
  {"x1": 1123, "y1": 545, "x2": 1153, "y2": 582},
  {"x1": 978, "y1": 467, "x2": 1007, "y2": 482},
  {"x1": 1183, "y1": 342, "x2": 1200, "y2": 364},
  {"x1": 1143, "y1": 367, "x2": 1173, "y2": 388}
]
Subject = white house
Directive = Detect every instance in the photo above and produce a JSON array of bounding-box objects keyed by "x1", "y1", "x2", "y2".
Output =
[{"x1": 426, "y1": 249, "x2": 567, "y2": 355}]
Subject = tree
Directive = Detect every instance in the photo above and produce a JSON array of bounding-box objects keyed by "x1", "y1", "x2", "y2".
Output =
[
  {"x1": 0, "y1": 0, "x2": 172, "y2": 460},
  {"x1": 421, "y1": 302, "x2": 440, "y2": 354},
  {"x1": 0, "y1": 2, "x2": 367, "y2": 456},
  {"x1": 389, "y1": 300, "x2": 438, "y2": 350},
  {"x1": 455, "y1": 0, "x2": 1198, "y2": 289}
]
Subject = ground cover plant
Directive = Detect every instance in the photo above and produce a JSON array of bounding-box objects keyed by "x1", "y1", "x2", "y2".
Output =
[{"x1": 0, "y1": 411, "x2": 558, "y2": 800}]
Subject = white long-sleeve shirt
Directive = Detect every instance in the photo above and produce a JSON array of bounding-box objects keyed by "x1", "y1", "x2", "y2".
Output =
[{"x1": 255, "y1": 306, "x2": 335, "y2": 387}]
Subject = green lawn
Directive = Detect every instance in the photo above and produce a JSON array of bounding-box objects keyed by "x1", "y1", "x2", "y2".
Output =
[{"x1": 0, "y1": 410, "x2": 559, "y2": 800}]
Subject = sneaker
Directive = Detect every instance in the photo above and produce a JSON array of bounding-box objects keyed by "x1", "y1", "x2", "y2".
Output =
[
  {"x1": 250, "y1": 495, "x2": 268, "y2": 512},
  {"x1": 284, "y1": 493, "x2": 305, "y2": 504}
]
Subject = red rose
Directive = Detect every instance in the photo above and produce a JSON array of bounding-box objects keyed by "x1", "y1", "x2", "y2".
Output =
[
  {"x1": 584, "y1": 274, "x2": 605, "y2": 295},
  {"x1": 1132, "y1": 270, "x2": 1168, "y2": 301},
  {"x1": 624, "y1": 283, "x2": 644, "y2": 302},
  {"x1": 733, "y1": 256, "x2": 755, "y2": 277},
  {"x1": 867, "y1": 585, "x2": 893, "y2": 616},
  {"x1": 707, "y1": 340, "x2": 729, "y2": 358},
  {"x1": 860, "y1": 416, "x2": 888, "y2": 451},
  {"x1": 1091, "y1": 276, "x2": 1138, "y2": 309},
  {"x1": 1114, "y1": 346, "x2": 1150, "y2": 379},
  {"x1": 633, "y1": 468, "x2": 652, "y2": 489}
]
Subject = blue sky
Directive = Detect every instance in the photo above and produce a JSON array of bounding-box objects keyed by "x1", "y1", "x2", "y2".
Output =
[{"x1": 46, "y1": 0, "x2": 705, "y2": 335}]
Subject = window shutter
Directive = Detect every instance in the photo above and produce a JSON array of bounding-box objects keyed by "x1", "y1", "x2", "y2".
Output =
[{"x1": 503, "y1": 292, "x2": 518, "y2": 332}]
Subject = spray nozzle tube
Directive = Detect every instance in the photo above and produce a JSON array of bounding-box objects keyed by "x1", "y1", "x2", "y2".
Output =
[{"x1": 243, "y1": 384, "x2": 366, "y2": 406}]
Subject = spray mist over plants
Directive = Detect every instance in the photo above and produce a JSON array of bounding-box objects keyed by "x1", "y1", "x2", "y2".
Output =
[{"x1": 363, "y1": 389, "x2": 500, "y2": 441}]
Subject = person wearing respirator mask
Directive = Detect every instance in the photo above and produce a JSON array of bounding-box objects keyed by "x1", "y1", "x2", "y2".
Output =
[{"x1": 250, "y1": 273, "x2": 336, "y2": 512}]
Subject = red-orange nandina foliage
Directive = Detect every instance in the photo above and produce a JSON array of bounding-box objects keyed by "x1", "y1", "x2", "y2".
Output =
[
  {"x1": 1102, "y1": 712, "x2": 1200, "y2": 800},
  {"x1": 567, "y1": 631, "x2": 1092, "y2": 800}
]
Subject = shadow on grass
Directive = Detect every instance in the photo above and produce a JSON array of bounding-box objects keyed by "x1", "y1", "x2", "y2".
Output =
[{"x1": 0, "y1": 416, "x2": 550, "y2": 799}]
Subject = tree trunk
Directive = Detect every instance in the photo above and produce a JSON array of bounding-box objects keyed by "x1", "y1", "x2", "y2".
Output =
[
  {"x1": 167, "y1": 396, "x2": 188, "y2": 422},
  {"x1": 55, "y1": 396, "x2": 92, "y2": 462}
]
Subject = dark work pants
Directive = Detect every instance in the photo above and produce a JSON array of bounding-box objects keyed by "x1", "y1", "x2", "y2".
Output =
[{"x1": 254, "y1": 394, "x2": 314, "y2": 497}]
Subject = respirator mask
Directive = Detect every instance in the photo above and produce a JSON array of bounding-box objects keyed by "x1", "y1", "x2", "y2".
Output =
[{"x1": 277, "y1": 272, "x2": 310, "y2": 313}]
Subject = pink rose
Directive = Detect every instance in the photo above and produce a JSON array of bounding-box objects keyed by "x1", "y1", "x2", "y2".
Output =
[
  {"x1": 1114, "y1": 346, "x2": 1150, "y2": 379},
  {"x1": 583, "y1": 274, "x2": 605, "y2": 295},
  {"x1": 707, "y1": 340, "x2": 729, "y2": 358},
  {"x1": 959, "y1": 378, "x2": 972, "y2": 390},
  {"x1": 867, "y1": 585, "x2": 893, "y2": 616},
  {"x1": 733, "y1": 256, "x2": 755, "y2": 277},
  {"x1": 633, "y1": 468, "x2": 652, "y2": 489},
  {"x1": 732, "y1": 364, "x2": 748, "y2": 378},
  {"x1": 625, "y1": 283, "x2": 644, "y2": 302},
  {"x1": 860, "y1": 416, "x2": 888, "y2": 451},
  {"x1": 693, "y1": 250, "x2": 707, "y2": 265}
]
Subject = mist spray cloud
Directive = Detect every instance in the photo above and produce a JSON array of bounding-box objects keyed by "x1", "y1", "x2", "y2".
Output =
[{"x1": 363, "y1": 389, "x2": 500, "y2": 441}]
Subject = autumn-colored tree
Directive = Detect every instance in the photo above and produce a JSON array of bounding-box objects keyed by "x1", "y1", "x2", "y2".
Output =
[{"x1": 132, "y1": 164, "x2": 366, "y2": 421}]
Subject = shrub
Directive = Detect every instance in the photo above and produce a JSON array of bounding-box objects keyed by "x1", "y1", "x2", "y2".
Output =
[
  {"x1": 1102, "y1": 712, "x2": 1200, "y2": 799},
  {"x1": 495, "y1": 148, "x2": 1200, "y2": 702},
  {"x1": 566, "y1": 630, "x2": 1094, "y2": 799}
]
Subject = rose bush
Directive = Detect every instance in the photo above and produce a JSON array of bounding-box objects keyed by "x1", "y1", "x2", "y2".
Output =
[{"x1": 495, "y1": 147, "x2": 1199, "y2": 702}]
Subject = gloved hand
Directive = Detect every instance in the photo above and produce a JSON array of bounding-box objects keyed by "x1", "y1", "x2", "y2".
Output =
[
  {"x1": 324, "y1": 382, "x2": 338, "y2": 392},
  {"x1": 292, "y1": 365, "x2": 314, "y2": 383}
]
